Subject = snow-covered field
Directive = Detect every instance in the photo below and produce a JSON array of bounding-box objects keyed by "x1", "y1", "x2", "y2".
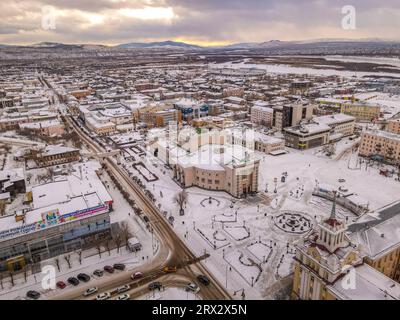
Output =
[{"x1": 209, "y1": 61, "x2": 400, "y2": 78}]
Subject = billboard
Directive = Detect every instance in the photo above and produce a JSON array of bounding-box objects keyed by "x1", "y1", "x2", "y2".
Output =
[{"x1": 0, "y1": 204, "x2": 109, "y2": 241}]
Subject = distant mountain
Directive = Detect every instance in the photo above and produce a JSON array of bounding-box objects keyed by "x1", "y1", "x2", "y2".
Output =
[
  {"x1": 116, "y1": 40, "x2": 202, "y2": 49},
  {"x1": 222, "y1": 40, "x2": 297, "y2": 49},
  {"x1": 29, "y1": 42, "x2": 109, "y2": 50},
  {"x1": 31, "y1": 42, "x2": 84, "y2": 49}
]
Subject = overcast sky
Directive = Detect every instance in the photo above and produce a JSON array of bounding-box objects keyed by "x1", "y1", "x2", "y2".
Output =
[{"x1": 1, "y1": 0, "x2": 399, "y2": 46}]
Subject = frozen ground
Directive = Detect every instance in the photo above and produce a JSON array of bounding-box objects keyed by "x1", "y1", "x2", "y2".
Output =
[{"x1": 209, "y1": 61, "x2": 400, "y2": 78}]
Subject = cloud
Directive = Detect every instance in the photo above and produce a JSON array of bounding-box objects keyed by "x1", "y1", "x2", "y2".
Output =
[{"x1": 0, "y1": 0, "x2": 399, "y2": 45}]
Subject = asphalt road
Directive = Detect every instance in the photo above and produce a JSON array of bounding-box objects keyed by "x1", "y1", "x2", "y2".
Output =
[{"x1": 59, "y1": 111, "x2": 231, "y2": 300}]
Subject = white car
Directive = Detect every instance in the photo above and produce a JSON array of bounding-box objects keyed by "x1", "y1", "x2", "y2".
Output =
[
  {"x1": 116, "y1": 293, "x2": 130, "y2": 300},
  {"x1": 96, "y1": 292, "x2": 111, "y2": 300},
  {"x1": 116, "y1": 284, "x2": 130, "y2": 293},
  {"x1": 83, "y1": 287, "x2": 98, "y2": 296},
  {"x1": 185, "y1": 282, "x2": 200, "y2": 293}
]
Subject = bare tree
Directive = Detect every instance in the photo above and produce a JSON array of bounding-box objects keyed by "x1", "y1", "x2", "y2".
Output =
[
  {"x1": 95, "y1": 242, "x2": 102, "y2": 259},
  {"x1": 55, "y1": 258, "x2": 60, "y2": 272},
  {"x1": 77, "y1": 251, "x2": 83, "y2": 265},
  {"x1": 64, "y1": 254, "x2": 72, "y2": 269},
  {"x1": 9, "y1": 272, "x2": 14, "y2": 287},
  {"x1": 114, "y1": 234, "x2": 122, "y2": 254},
  {"x1": 173, "y1": 190, "x2": 188, "y2": 215},
  {"x1": 23, "y1": 266, "x2": 28, "y2": 282},
  {"x1": 120, "y1": 221, "x2": 131, "y2": 249},
  {"x1": 104, "y1": 241, "x2": 111, "y2": 256},
  {"x1": 0, "y1": 273, "x2": 3, "y2": 290},
  {"x1": 0, "y1": 202, "x2": 6, "y2": 216}
]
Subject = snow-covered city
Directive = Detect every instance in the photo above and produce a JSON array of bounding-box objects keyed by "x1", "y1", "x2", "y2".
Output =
[{"x1": 0, "y1": 0, "x2": 400, "y2": 310}]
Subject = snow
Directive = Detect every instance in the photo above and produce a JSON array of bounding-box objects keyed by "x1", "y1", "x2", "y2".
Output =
[
  {"x1": 209, "y1": 61, "x2": 400, "y2": 78},
  {"x1": 139, "y1": 287, "x2": 201, "y2": 300},
  {"x1": 124, "y1": 136, "x2": 400, "y2": 299}
]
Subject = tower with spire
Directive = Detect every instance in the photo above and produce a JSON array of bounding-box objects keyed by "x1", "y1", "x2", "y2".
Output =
[
  {"x1": 291, "y1": 189, "x2": 363, "y2": 300},
  {"x1": 316, "y1": 191, "x2": 348, "y2": 253}
]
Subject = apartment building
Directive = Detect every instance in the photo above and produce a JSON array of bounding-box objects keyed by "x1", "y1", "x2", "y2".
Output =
[
  {"x1": 28, "y1": 145, "x2": 81, "y2": 167},
  {"x1": 19, "y1": 119, "x2": 65, "y2": 137},
  {"x1": 340, "y1": 102, "x2": 380, "y2": 121},
  {"x1": 359, "y1": 130, "x2": 400, "y2": 163},
  {"x1": 351, "y1": 213, "x2": 400, "y2": 284},
  {"x1": 272, "y1": 102, "x2": 314, "y2": 131},
  {"x1": 251, "y1": 105, "x2": 274, "y2": 127},
  {"x1": 387, "y1": 118, "x2": 400, "y2": 135}
]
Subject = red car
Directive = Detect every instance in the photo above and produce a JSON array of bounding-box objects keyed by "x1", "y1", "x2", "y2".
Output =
[
  {"x1": 131, "y1": 272, "x2": 143, "y2": 280},
  {"x1": 104, "y1": 265, "x2": 114, "y2": 273},
  {"x1": 56, "y1": 281, "x2": 66, "y2": 289}
]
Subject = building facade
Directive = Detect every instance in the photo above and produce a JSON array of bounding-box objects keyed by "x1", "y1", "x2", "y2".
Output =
[
  {"x1": 292, "y1": 193, "x2": 400, "y2": 300},
  {"x1": 359, "y1": 130, "x2": 400, "y2": 163}
]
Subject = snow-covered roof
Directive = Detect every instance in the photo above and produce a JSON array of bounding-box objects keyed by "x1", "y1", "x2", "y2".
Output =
[
  {"x1": 350, "y1": 212, "x2": 400, "y2": 259},
  {"x1": 31, "y1": 161, "x2": 111, "y2": 209},
  {"x1": 41, "y1": 145, "x2": 78, "y2": 157},
  {"x1": 314, "y1": 113, "x2": 355, "y2": 126},
  {"x1": 328, "y1": 264, "x2": 400, "y2": 300}
]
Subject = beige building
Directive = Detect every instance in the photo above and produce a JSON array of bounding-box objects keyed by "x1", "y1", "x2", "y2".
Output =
[
  {"x1": 387, "y1": 118, "x2": 400, "y2": 135},
  {"x1": 254, "y1": 133, "x2": 285, "y2": 154},
  {"x1": 340, "y1": 102, "x2": 380, "y2": 121},
  {"x1": 284, "y1": 114, "x2": 355, "y2": 149},
  {"x1": 292, "y1": 193, "x2": 400, "y2": 300},
  {"x1": 359, "y1": 130, "x2": 400, "y2": 163},
  {"x1": 251, "y1": 106, "x2": 273, "y2": 127},
  {"x1": 350, "y1": 212, "x2": 400, "y2": 284},
  {"x1": 153, "y1": 127, "x2": 259, "y2": 198},
  {"x1": 19, "y1": 119, "x2": 65, "y2": 137},
  {"x1": 86, "y1": 117, "x2": 116, "y2": 136},
  {"x1": 172, "y1": 143, "x2": 259, "y2": 198},
  {"x1": 26, "y1": 145, "x2": 80, "y2": 167}
]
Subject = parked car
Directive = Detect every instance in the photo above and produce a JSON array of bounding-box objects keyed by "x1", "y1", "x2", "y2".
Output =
[
  {"x1": 131, "y1": 272, "x2": 143, "y2": 280},
  {"x1": 116, "y1": 284, "x2": 130, "y2": 293},
  {"x1": 67, "y1": 277, "x2": 80, "y2": 286},
  {"x1": 83, "y1": 287, "x2": 98, "y2": 297},
  {"x1": 127, "y1": 237, "x2": 142, "y2": 252},
  {"x1": 93, "y1": 269, "x2": 104, "y2": 277},
  {"x1": 148, "y1": 281, "x2": 162, "y2": 291},
  {"x1": 77, "y1": 273, "x2": 90, "y2": 282},
  {"x1": 162, "y1": 266, "x2": 177, "y2": 273},
  {"x1": 185, "y1": 282, "x2": 200, "y2": 293},
  {"x1": 197, "y1": 275, "x2": 210, "y2": 286},
  {"x1": 113, "y1": 263, "x2": 126, "y2": 271},
  {"x1": 56, "y1": 281, "x2": 66, "y2": 289},
  {"x1": 104, "y1": 265, "x2": 114, "y2": 273},
  {"x1": 96, "y1": 292, "x2": 111, "y2": 300},
  {"x1": 26, "y1": 290, "x2": 40, "y2": 300},
  {"x1": 116, "y1": 293, "x2": 130, "y2": 300}
]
